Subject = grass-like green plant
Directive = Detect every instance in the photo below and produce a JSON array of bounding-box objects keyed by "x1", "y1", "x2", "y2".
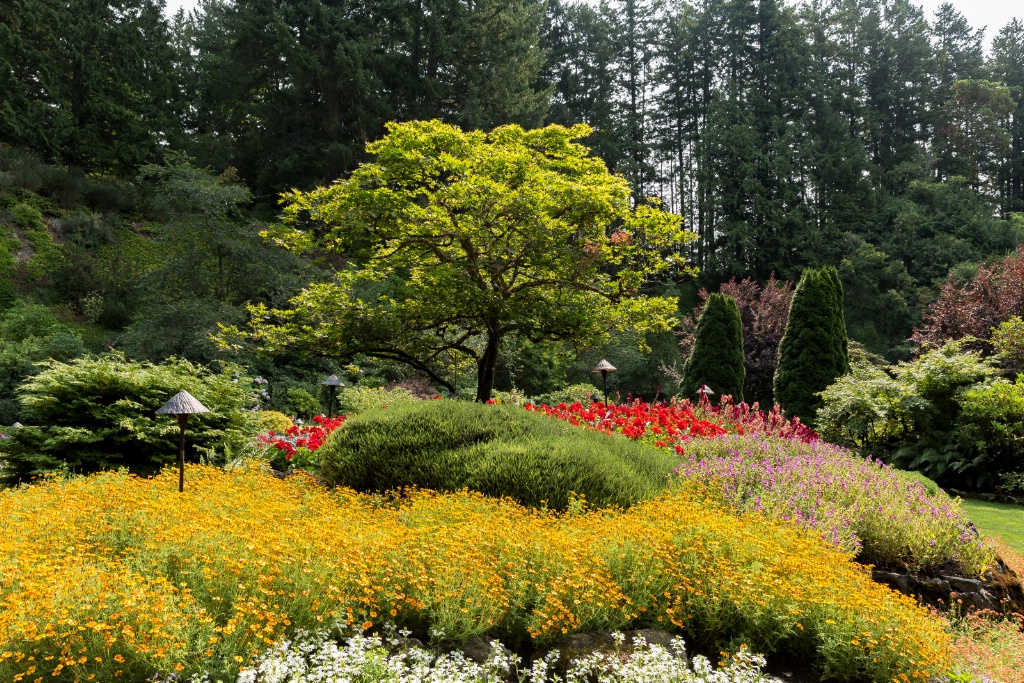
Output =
[{"x1": 317, "y1": 400, "x2": 679, "y2": 510}]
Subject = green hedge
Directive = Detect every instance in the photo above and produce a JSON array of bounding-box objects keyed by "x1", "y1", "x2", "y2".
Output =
[{"x1": 318, "y1": 400, "x2": 678, "y2": 509}]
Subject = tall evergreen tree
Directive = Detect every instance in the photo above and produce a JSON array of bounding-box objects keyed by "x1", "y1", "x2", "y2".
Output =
[
  {"x1": 680, "y1": 293, "x2": 745, "y2": 401},
  {"x1": 992, "y1": 20, "x2": 1024, "y2": 215},
  {"x1": 774, "y1": 268, "x2": 849, "y2": 424},
  {"x1": 182, "y1": 0, "x2": 550, "y2": 199},
  {"x1": 0, "y1": 0, "x2": 178, "y2": 171}
]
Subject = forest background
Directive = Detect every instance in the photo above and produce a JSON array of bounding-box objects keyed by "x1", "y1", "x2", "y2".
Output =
[{"x1": 1, "y1": 0, "x2": 1023, "y2": 415}]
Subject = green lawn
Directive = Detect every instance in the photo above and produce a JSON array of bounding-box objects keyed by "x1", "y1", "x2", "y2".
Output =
[{"x1": 961, "y1": 499, "x2": 1024, "y2": 554}]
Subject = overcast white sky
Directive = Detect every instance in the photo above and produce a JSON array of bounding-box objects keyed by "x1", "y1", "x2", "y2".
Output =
[{"x1": 164, "y1": 0, "x2": 1021, "y2": 47}]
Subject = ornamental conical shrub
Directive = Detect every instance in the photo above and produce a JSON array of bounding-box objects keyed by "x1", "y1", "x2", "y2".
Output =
[
  {"x1": 680, "y1": 293, "x2": 745, "y2": 402},
  {"x1": 774, "y1": 268, "x2": 850, "y2": 424},
  {"x1": 821, "y1": 266, "x2": 850, "y2": 374}
]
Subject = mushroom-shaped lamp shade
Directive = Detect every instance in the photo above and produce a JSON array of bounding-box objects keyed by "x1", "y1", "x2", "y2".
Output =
[
  {"x1": 591, "y1": 359, "x2": 617, "y2": 405},
  {"x1": 321, "y1": 375, "x2": 345, "y2": 418},
  {"x1": 156, "y1": 391, "x2": 211, "y2": 416},
  {"x1": 157, "y1": 391, "x2": 210, "y2": 492}
]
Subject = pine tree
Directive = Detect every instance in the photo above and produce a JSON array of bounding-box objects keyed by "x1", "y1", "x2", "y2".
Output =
[
  {"x1": 774, "y1": 268, "x2": 849, "y2": 424},
  {"x1": 680, "y1": 293, "x2": 745, "y2": 402}
]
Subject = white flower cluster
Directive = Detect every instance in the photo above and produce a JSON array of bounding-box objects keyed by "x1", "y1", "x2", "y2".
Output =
[{"x1": 225, "y1": 629, "x2": 779, "y2": 683}]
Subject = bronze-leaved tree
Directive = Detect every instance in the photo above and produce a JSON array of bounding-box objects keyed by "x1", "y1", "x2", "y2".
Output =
[{"x1": 221, "y1": 121, "x2": 695, "y2": 401}]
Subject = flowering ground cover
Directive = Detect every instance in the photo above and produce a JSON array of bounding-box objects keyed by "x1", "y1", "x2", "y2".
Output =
[
  {"x1": 676, "y1": 436, "x2": 995, "y2": 575},
  {"x1": 0, "y1": 466, "x2": 951, "y2": 682},
  {"x1": 257, "y1": 414, "x2": 345, "y2": 461},
  {"x1": 527, "y1": 400, "x2": 994, "y2": 577},
  {"x1": 525, "y1": 396, "x2": 816, "y2": 452},
  {"x1": 233, "y1": 630, "x2": 775, "y2": 683}
]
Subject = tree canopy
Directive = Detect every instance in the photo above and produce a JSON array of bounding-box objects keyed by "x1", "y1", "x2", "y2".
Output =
[{"x1": 222, "y1": 120, "x2": 694, "y2": 401}]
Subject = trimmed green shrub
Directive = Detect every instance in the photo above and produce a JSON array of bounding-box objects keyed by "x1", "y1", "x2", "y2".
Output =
[
  {"x1": 0, "y1": 353, "x2": 259, "y2": 485},
  {"x1": 318, "y1": 400, "x2": 678, "y2": 509},
  {"x1": 774, "y1": 268, "x2": 849, "y2": 424},
  {"x1": 679, "y1": 293, "x2": 745, "y2": 401}
]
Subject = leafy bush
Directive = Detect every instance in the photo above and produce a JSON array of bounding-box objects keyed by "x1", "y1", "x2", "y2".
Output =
[
  {"x1": 318, "y1": 401, "x2": 679, "y2": 510},
  {"x1": 257, "y1": 410, "x2": 293, "y2": 433},
  {"x1": 0, "y1": 466, "x2": 952, "y2": 682},
  {"x1": 0, "y1": 301, "x2": 87, "y2": 423},
  {"x1": 992, "y1": 315, "x2": 1024, "y2": 371},
  {"x1": 335, "y1": 385, "x2": 419, "y2": 415},
  {"x1": 912, "y1": 245, "x2": 1024, "y2": 353},
  {"x1": 530, "y1": 383, "x2": 600, "y2": 407},
  {"x1": 817, "y1": 341, "x2": 1018, "y2": 488},
  {"x1": 0, "y1": 353, "x2": 259, "y2": 484},
  {"x1": 679, "y1": 293, "x2": 745, "y2": 402},
  {"x1": 677, "y1": 435, "x2": 994, "y2": 575},
  {"x1": 283, "y1": 387, "x2": 321, "y2": 420}
]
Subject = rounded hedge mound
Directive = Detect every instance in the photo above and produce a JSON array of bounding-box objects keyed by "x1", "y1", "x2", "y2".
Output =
[{"x1": 317, "y1": 400, "x2": 679, "y2": 509}]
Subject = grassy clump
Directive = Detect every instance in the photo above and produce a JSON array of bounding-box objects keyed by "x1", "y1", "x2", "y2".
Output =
[
  {"x1": 318, "y1": 400, "x2": 679, "y2": 510},
  {"x1": 0, "y1": 466, "x2": 952, "y2": 682}
]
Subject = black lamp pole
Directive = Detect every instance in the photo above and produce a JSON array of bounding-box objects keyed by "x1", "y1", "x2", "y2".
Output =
[
  {"x1": 156, "y1": 391, "x2": 211, "y2": 492},
  {"x1": 322, "y1": 375, "x2": 345, "y2": 418},
  {"x1": 591, "y1": 359, "x2": 617, "y2": 405}
]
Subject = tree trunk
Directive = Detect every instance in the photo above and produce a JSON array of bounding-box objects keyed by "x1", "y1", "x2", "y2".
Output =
[{"x1": 475, "y1": 327, "x2": 500, "y2": 402}]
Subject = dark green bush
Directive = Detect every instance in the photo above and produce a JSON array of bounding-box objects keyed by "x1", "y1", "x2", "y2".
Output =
[
  {"x1": 318, "y1": 400, "x2": 678, "y2": 509},
  {"x1": 680, "y1": 293, "x2": 745, "y2": 402},
  {"x1": 774, "y1": 267, "x2": 850, "y2": 425},
  {"x1": 0, "y1": 353, "x2": 259, "y2": 485}
]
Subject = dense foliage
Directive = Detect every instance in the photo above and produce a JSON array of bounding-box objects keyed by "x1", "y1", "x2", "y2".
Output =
[
  {"x1": 676, "y1": 277, "x2": 793, "y2": 407},
  {"x1": 0, "y1": 466, "x2": 953, "y2": 682},
  {"x1": 773, "y1": 267, "x2": 850, "y2": 425},
  {"x1": 818, "y1": 341, "x2": 1024, "y2": 489},
  {"x1": 0, "y1": 353, "x2": 258, "y2": 484},
  {"x1": 318, "y1": 400, "x2": 678, "y2": 510},
  {"x1": 912, "y1": 245, "x2": 1024, "y2": 353},
  {"x1": 678, "y1": 293, "x2": 744, "y2": 402},
  {"x1": 2, "y1": 0, "x2": 1023, "y2": 367},
  {"x1": 228, "y1": 121, "x2": 693, "y2": 401}
]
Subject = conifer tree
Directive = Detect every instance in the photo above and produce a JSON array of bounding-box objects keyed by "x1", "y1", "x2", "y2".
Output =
[
  {"x1": 821, "y1": 265, "x2": 851, "y2": 373},
  {"x1": 774, "y1": 268, "x2": 849, "y2": 424},
  {"x1": 680, "y1": 293, "x2": 745, "y2": 402}
]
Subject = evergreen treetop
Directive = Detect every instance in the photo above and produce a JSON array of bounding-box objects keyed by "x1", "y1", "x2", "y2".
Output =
[{"x1": 680, "y1": 293, "x2": 745, "y2": 402}]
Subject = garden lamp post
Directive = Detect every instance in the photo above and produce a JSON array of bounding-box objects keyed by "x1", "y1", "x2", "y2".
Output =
[
  {"x1": 321, "y1": 375, "x2": 344, "y2": 418},
  {"x1": 156, "y1": 391, "x2": 210, "y2": 493},
  {"x1": 591, "y1": 359, "x2": 616, "y2": 405}
]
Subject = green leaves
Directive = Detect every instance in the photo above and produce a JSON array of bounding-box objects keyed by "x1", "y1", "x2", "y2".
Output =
[
  {"x1": 0, "y1": 353, "x2": 259, "y2": 485},
  {"x1": 242, "y1": 120, "x2": 695, "y2": 400}
]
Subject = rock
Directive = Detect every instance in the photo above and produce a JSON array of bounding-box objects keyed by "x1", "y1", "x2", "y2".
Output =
[
  {"x1": 940, "y1": 575, "x2": 984, "y2": 594},
  {"x1": 872, "y1": 570, "x2": 912, "y2": 596},
  {"x1": 390, "y1": 636, "x2": 426, "y2": 653},
  {"x1": 458, "y1": 636, "x2": 499, "y2": 664}
]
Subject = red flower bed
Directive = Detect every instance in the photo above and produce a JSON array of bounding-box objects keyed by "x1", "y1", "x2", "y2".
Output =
[
  {"x1": 525, "y1": 395, "x2": 816, "y2": 452},
  {"x1": 258, "y1": 414, "x2": 346, "y2": 460}
]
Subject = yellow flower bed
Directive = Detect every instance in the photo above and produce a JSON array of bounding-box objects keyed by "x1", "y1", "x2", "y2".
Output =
[{"x1": 0, "y1": 466, "x2": 950, "y2": 682}]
